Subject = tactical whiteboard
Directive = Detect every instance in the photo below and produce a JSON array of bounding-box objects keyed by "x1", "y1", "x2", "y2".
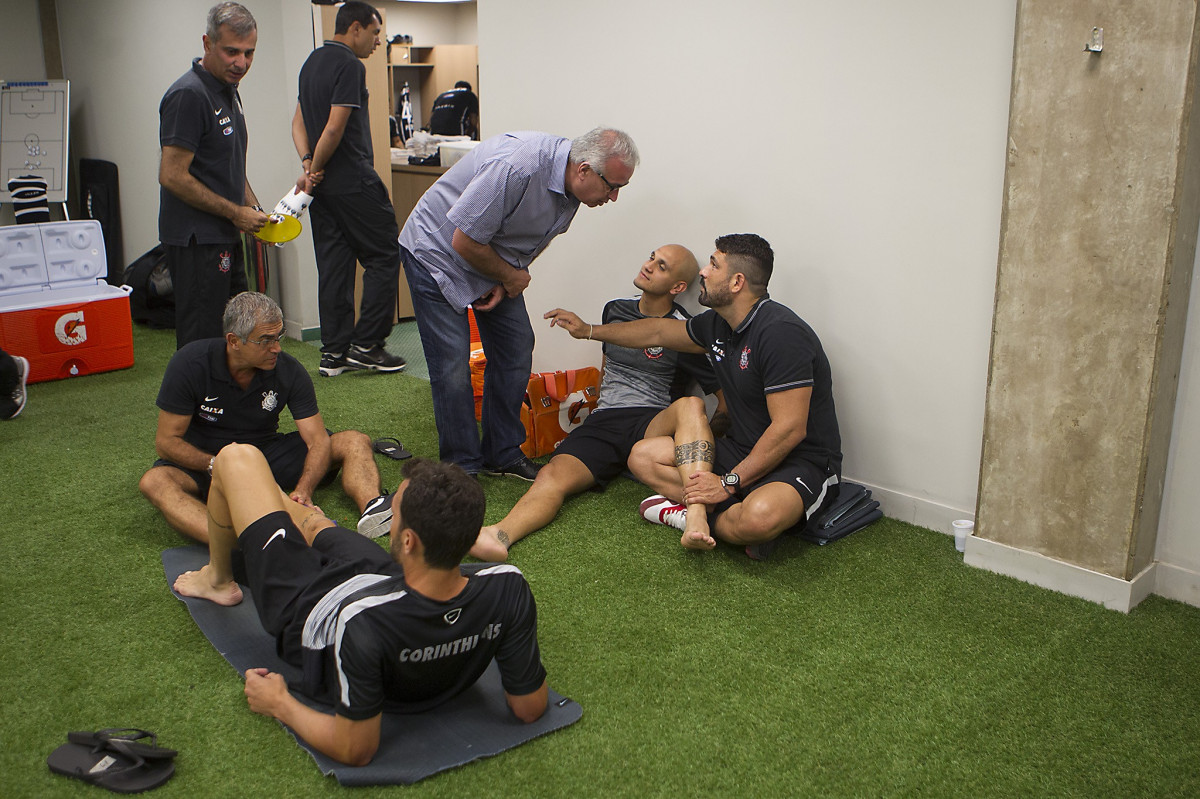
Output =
[{"x1": 0, "y1": 80, "x2": 70, "y2": 203}]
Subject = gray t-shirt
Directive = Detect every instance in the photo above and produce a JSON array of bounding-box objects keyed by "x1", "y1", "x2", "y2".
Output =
[{"x1": 597, "y1": 297, "x2": 719, "y2": 410}]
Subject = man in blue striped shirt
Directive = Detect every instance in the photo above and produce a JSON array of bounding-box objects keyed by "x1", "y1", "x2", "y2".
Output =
[{"x1": 399, "y1": 127, "x2": 639, "y2": 480}]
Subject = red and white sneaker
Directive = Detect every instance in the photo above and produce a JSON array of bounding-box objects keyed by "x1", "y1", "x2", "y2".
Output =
[{"x1": 639, "y1": 495, "x2": 687, "y2": 531}]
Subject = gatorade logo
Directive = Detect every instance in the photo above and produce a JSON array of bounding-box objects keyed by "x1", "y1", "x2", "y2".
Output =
[{"x1": 54, "y1": 310, "x2": 87, "y2": 346}]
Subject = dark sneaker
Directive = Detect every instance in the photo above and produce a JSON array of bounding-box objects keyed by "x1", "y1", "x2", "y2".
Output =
[
  {"x1": 346, "y1": 344, "x2": 407, "y2": 372},
  {"x1": 318, "y1": 353, "x2": 364, "y2": 378},
  {"x1": 357, "y1": 494, "x2": 393, "y2": 538},
  {"x1": 0, "y1": 355, "x2": 29, "y2": 420},
  {"x1": 745, "y1": 539, "x2": 782, "y2": 561},
  {"x1": 484, "y1": 457, "x2": 542, "y2": 482}
]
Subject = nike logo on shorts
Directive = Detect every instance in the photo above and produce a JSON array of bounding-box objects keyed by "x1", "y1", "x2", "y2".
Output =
[
  {"x1": 795, "y1": 478, "x2": 810, "y2": 492},
  {"x1": 263, "y1": 528, "x2": 286, "y2": 550}
]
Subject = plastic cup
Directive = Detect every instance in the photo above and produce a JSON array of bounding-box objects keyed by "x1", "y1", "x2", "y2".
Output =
[{"x1": 953, "y1": 519, "x2": 974, "y2": 553}]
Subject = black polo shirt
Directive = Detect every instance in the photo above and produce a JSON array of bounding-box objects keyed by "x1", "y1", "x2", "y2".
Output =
[
  {"x1": 687, "y1": 297, "x2": 842, "y2": 474},
  {"x1": 428, "y1": 87, "x2": 479, "y2": 138},
  {"x1": 297, "y1": 41, "x2": 375, "y2": 195},
  {"x1": 282, "y1": 558, "x2": 547, "y2": 718},
  {"x1": 155, "y1": 339, "x2": 320, "y2": 452},
  {"x1": 159, "y1": 58, "x2": 248, "y2": 245}
]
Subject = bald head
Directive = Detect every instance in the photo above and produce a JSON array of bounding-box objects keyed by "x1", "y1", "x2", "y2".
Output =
[
  {"x1": 634, "y1": 243, "x2": 700, "y2": 299},
  {"x1": 660, "y1": 244, "x2": 699, "y2": 285}
]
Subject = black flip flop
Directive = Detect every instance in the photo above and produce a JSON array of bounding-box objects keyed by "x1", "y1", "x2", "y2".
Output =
[
  {"x1": 47, "y1": 737, "x2": 175, "y2": 793},
  {"x1": 372, "y1": 436, "x2": 413, "y2": 460},
  {"x1": 67, "y1": 729, "x2": 177, "y2": 761}
]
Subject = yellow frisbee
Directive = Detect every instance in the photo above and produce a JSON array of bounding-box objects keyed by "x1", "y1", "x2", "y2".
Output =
[{"x1": 255, "y1": 214, "x2": 302, "y2": 244}]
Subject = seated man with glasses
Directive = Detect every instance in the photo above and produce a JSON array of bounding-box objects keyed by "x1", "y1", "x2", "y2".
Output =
[{"x1": 140, "y1": 291, "x2": 393, "y2": 543}]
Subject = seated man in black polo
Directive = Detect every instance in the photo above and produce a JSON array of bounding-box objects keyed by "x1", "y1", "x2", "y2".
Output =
[
  {"x1": 139, "y1": 291, "x2": 393, "y2": 543},
  {"x1": 428, "y1": 81, "x2": 479, "y2": 139},
  {"x1": 173, "y1": 445, "x2": 548, "y2": 766}
]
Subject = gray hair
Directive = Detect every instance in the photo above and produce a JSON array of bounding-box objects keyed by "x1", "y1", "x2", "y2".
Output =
[
  {"x1": 569, "y1": 127, "x2": 640, "y2": 172},
  {"x1": 207, "y1": 2, "x2": 257, "y2": 41},
  {"x1": 223, "y1": 292, "x2": 282, "y2": 339}
]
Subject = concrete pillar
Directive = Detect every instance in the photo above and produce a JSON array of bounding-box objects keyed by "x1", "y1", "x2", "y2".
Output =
[{"x1": 971, "y1": 0, "x2": 1200, "y2": 610}]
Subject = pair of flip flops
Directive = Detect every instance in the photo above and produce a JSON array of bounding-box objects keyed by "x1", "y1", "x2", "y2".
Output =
[
  {"x1": 372, "y1": 436, "x2": 413, "y2": 460},
  {"x1": 47, "y1": 728, "x2": 176, "y2": 793}
]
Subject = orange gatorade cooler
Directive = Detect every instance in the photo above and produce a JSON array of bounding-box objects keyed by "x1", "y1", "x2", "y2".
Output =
[{"x1": 0, "y1": 220, "x2": 134, "y2": 384}]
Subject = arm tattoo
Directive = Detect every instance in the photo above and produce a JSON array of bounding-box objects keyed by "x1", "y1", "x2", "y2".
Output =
[{"x1": 674, "y1": 440, "x2": 714, "y2": 466}]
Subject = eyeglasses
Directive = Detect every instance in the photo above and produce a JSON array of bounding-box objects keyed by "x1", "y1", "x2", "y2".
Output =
[
  {"x1": 245, "y1": 333, "x2": 283, "y2": 347},
  {"x1": 592, "y1": 166, "x2": 624, "y2": 195}
]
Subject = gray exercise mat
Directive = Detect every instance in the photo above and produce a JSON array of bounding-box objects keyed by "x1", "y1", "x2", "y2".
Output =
[{"x1": 162, "y1": 546, "x2": 582, "y2": 786}]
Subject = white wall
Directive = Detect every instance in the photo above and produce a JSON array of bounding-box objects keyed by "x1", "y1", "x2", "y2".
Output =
[
  {"x1": 378, "y1": 0, "x2": 477, "y2": 45},
  {"x1": 1156, "y1": 218, "x2": 1200, "y2": 603},
  {"x1": 0, "y1": 0, "x2": 49, "y2": 226},
  {"x1": 481, "y1": 0, "x2": 1014, "y2": 534},
  {"x1": 0, "y1": 0, "x2": 46, "y2": 80}
]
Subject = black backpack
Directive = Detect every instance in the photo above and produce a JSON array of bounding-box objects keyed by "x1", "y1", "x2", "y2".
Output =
[{"x1": 123, "y1": 245, "x2": 175, "y2": 329}]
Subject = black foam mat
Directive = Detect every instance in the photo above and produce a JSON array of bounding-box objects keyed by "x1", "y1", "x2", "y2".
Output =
[{"x1": 162, "y1": 545, "x2": 582, "y2": 785}]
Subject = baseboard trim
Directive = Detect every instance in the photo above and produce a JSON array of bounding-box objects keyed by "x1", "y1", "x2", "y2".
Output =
[
  {"x1": 963, "y1": 536, "x2": 1157, "y2": 613},
  {"x1": 283, "y1": 321, "x2": 321, "y2": 342},
  {"x1": 1153, "y1": 561, "x2": 1200, "y2": 608},
  {"x1": 849, "y1": 478, "x2": 971, "y2": 539}
]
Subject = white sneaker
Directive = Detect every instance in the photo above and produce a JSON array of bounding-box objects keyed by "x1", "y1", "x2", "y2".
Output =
[
  {"x1": 639, "y1": 495, "x2": 687, "y2": 531},
  {"x1": 357, "y1": 494, "x2": 393, "y2": 537}
]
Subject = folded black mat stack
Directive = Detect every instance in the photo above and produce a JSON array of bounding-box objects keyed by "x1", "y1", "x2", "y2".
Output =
[{"x1": 800, "y1": 481, "x2": 883, "y2": 545}]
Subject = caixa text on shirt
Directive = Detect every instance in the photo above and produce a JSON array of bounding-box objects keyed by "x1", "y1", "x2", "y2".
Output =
[{"x1": 398, "y1": 623, "x2": 502, "y2": 663}]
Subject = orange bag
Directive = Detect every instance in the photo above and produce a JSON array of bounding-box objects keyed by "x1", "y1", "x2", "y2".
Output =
[
  {"x1": 521, "y1": 368, "x2": 601, "y2": 457},
  {"x1": 468, "y1": 309, "x2": 486, "y2": 420},
  {"x1": 470, "y1": 345, "x2": 486, "y2": 420}
]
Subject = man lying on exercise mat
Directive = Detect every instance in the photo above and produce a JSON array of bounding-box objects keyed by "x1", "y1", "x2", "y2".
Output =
[{"x1": 174, "y1": 443, "x2": 548, "y2": 765}]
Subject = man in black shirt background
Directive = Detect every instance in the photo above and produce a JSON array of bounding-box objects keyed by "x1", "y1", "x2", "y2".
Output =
[
  {"x1": 428, "y1": 81, "x2": 480, "y2": 140},
  {"x1": 293, "y1": 1, "x2": 406, "y2": 377}
]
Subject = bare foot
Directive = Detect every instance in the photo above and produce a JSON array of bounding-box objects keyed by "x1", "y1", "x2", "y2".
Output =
[
  {"x1": 680, "y1": 529, "x2": 717, "y2": 551},
  {"x1": 174, "y1": 565, "x2": 244, "y2": 606},
  {"x1": 469, "y1": 526, "x2": 511, "y2": 562}
]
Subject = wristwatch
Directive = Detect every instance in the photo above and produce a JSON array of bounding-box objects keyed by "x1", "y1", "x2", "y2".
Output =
[{"x1": 721, "y1": 472, "x2": 740, "y2": 494}]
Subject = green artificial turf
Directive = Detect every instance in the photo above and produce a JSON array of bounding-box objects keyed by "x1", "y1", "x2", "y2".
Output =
[{"x1": 2, "y1": 324, "x2": 1198, "y2": 797}]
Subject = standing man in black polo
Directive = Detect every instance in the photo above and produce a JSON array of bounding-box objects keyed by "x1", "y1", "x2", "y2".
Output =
[
  {"x1": 293, "y1": 1, "x2": 405, "y2": 377},
  {"x1": 159, "y1": 2, "x2": 268, "y2": 349}
]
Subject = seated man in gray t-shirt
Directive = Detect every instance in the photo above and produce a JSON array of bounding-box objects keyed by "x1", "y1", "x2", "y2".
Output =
[{"x1": 469, "y1": 244, "x2": 724, "y2": 561}]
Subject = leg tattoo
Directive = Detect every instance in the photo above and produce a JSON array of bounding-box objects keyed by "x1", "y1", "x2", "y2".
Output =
[
  {"x1": 496, "y1": 529, "x2": 511, "y2": 549},
  {"x1": 674, "y1": 440, "x2": 714, "y2": 467}
]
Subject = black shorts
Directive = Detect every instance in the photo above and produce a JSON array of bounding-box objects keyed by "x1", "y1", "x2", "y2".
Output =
[
  {"x1": 239, "y1": 510, "x2": 398, "y2": 660},
  {"x1": 711, "y1": 439, "x2": 840, "y2": 529},
  {"x1": 153, "y1": 431, "x2": 330, "y2": 498},
  {"x1": 552, "y1": 406, "x2": 661, "y2": 486}
]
